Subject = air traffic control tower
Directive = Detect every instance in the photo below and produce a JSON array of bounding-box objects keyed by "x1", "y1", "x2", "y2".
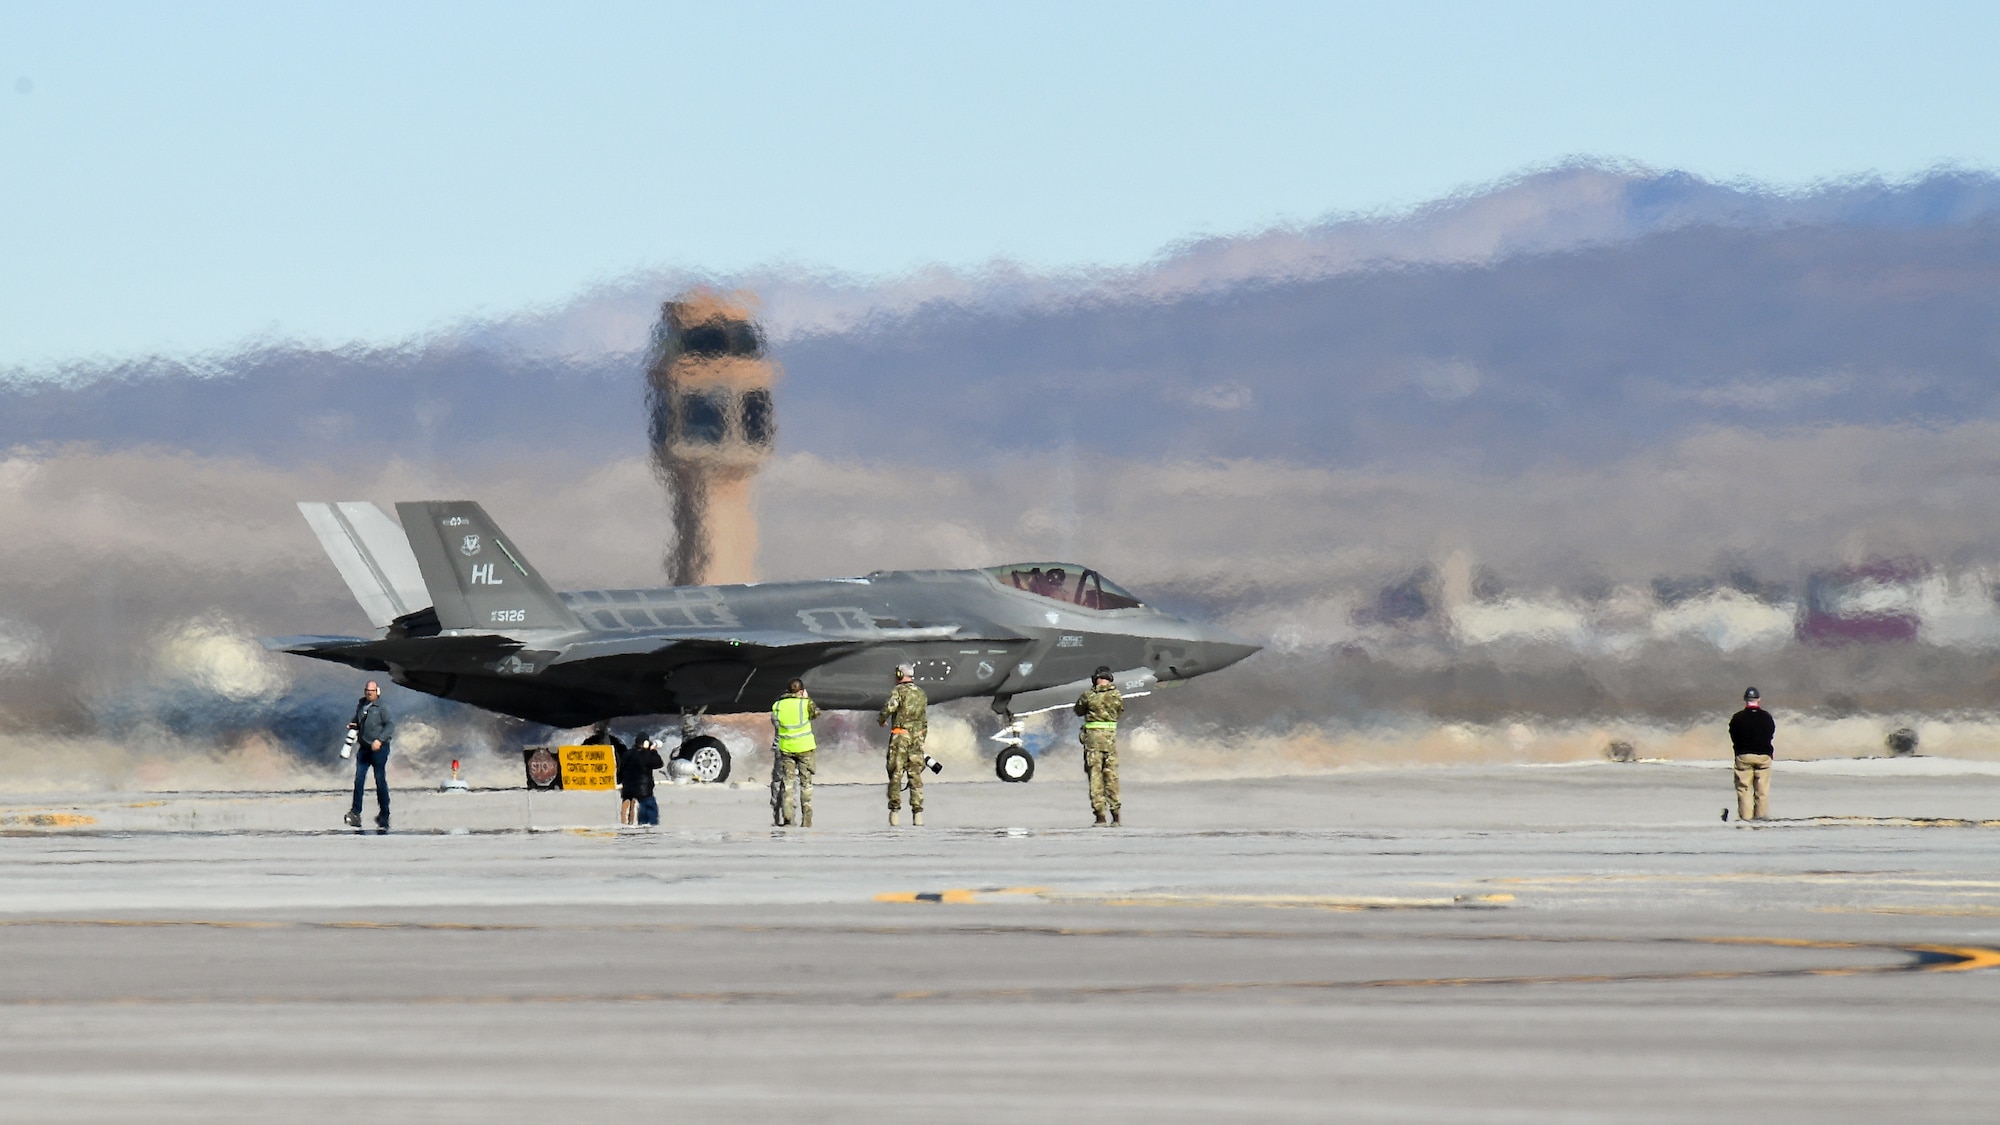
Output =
[{"x1": 645, "y1": 290, "x2": 778, "y2": 586}]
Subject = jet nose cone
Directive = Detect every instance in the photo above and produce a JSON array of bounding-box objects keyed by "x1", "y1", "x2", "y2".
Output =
[
  {"x1": 1205, "y1": 639, "x2": 1262, "y2": 671},
  {"x1": 1187, "y1": 626, "x2": 1261, "y2": 676}
]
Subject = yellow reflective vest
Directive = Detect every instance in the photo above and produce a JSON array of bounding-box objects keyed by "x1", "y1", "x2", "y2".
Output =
[{"x1": 771, "y1": 694, "x2": 819, "y2": 754}]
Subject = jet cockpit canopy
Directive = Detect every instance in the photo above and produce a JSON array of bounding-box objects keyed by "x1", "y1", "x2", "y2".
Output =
[{"x1": 987, "y1": 563, "x2": 1144, "y2": 610}]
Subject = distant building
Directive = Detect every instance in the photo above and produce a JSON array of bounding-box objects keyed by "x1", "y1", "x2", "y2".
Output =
[
  {"x1": 1797, "y1": 560, "x2": 1925, "y2": 645},
  {"x1": 645, "y1": 290, "x2": 778, "y2": 585}
]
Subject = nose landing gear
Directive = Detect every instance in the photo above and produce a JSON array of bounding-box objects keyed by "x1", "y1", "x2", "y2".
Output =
[
  {"x1": 995, "y1": 743, "x2": 1035, "y2": 783},
  {"x1": 990, "y1": 716, "x2": 1035, "y2": 783}
]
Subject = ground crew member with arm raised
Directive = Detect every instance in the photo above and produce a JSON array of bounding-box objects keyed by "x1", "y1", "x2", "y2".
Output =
[
  {"x1": 879, "y1": 664, "x2": 929, "y2": 826},
  {"x1": 1728, "y1": 686, "x2": 1776, "y2": 821},
  {"x1": 1075, "y1": 667, "x2": 1124, "y2": 826},
  {"x1": 770, "y1": 679, "x2": 820, "y2": 827}
]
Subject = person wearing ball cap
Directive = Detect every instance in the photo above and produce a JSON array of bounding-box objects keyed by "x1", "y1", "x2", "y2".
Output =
[
  {"x1": 1727, "y1": 686, "x2": 1776, "y2": 821},
  {"x1": 1074, "y1": 667, "x2": 1125, "y2": 826},
  {"x1": 878, "y1": 664, "x2": 930, "y2": 826}
]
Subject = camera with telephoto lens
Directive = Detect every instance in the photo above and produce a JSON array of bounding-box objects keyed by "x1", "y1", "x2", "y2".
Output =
[
  {"x1": 925, "y1": 755, "x2": 943, "y2": 774},
  {"x1": 340, "y1": 728, "x2": 358, "y2": 760}
]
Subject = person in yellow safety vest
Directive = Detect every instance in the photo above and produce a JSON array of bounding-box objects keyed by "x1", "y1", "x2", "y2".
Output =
[
  {"x1": 1074, "y1": 666, "x2": 1124, "y2": 826},
  {"x1": 770, "y1": 679, "x2": 820, "y2": 827},
  {"x1": 878, "y1": 664, "x2": 929, "y2": 826}
]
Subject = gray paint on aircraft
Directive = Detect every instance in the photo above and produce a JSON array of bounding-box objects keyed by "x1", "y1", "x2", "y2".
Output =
[{"x1": 274, "y1": 501, "x2": 1257, "y2": 729}]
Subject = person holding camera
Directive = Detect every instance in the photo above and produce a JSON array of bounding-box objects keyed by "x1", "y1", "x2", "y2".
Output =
[
  {"x1": 343, "y1": 680, "x2": 394, "y2": 830},
  {"x1": 621, "y1": 734, "x2": 666, "y2": 827},
  {"x1": 879, "y1": 665, "x2": 929, "y2": 826}
]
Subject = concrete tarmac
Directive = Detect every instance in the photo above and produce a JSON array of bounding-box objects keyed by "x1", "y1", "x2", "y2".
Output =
[{"x1": 3, "y1": 759, "x2": 2000, "y2": 1122}]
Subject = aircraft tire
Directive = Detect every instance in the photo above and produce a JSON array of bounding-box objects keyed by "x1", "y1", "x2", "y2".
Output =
[
  {"x1": 995, "y1": 745, "x2": 1035, "y2": 783},
  {"x1": 674, "y1": 735, "x2": 732, "y2": 784}
]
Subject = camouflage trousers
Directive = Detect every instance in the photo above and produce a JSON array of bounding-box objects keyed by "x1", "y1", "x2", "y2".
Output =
[
  {"x1": 768, "y1": 741, "x2": 785, "y2": 826},
  {"x1": 779, "y1": 750, "x2": 815, "y2": 827},
  {"x1": 1082, "y1": 728, "x2": 1120, "y2": 817},
  {"x1": 886, "y1": 730, "x2": 926, "y2": 812}
]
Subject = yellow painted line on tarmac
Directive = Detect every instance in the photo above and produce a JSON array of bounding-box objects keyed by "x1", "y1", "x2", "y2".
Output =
[
  {"x1": 874, "y1": 890, "x2": 982, "y2": 904},
  {"x1": 873, "y1": 886, "x2": 1046, "y2": 904},
  {"x1": 1907, "y1": 944, "x2": 2000, "y2": 971},
  {"x1": 0, "y1": 813, "x2": 97, "y2": 828}
]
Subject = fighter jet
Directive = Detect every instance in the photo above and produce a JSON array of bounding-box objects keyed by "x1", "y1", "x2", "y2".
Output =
[{"x1": 269, "y1": 500, "x2": 1258, "y2": 783}]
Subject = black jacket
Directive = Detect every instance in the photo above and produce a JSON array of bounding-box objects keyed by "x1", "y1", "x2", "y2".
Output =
[
  {"x1": 1728, "y1": 707, "x2": 1775, "y2": 756},
  {"x1": 352, "y1": 698, "x2": 394, "y2": 748},
  {"x1": 616, "y1": 740, "x2": 662, "y2": 799}
]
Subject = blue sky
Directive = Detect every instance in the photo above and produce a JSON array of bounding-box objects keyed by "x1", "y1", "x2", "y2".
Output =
[{"x1": 3, "y1": 1, "x2": 1998, "y2": 366}]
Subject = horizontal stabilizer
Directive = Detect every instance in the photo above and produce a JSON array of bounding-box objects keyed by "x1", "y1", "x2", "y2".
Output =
[
  {"x1": 259, "y1": 633, "x2": 390, "y2": 672},
  {"x1": 260, "y1": 634, "x2": 374, "y2": 653},
  {"x1": 297, "y1": 502, "x2": 431, "y2": 629}
]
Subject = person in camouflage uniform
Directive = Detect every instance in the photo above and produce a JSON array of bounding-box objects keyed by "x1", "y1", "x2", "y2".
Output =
[
  {"x1": 770, "y1": 679, "x2": 820, "y2": 827},
  {"x1": 1074, "y1": 666, "x2": 1124, "y2": 826},
  {"x1": 878, "y1": 664, "x2": 929, "y2": 826}
]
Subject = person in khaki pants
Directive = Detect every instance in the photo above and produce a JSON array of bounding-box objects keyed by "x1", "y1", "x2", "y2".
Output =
[{"x1": 1728, "y1": 687, "x2": 1776, "y2": 821}]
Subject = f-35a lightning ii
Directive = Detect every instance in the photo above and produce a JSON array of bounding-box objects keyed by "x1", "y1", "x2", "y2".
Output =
[{"x1": 269, "y1": 501, "x2": 1258, "y2": 783}]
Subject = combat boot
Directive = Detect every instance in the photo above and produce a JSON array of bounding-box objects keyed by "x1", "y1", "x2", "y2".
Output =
[
  {"x1": 912, "y1": 810, "x2": 923, "y2": 827},
  {"x1": 1093, "y1": 812, "x2": 1107, "y2": 827},
  {"x1": 1111, "y1": 810, "x2": 1121, "y2": 827},
  {"x1": 889, "y1": 809, "x2": 899, "y2": 826}
]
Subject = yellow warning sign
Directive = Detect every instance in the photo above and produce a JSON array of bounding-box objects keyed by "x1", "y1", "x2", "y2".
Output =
[{"x1": 556, "y1": 744, "x2": 618, "y2": 791}]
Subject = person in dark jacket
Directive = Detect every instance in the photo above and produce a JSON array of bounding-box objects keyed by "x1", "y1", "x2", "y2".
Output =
[
  {"x1": 1728, "y1": 686, "x2": 1777, "y2": 821},
  {"x1": 344, "y1": 681, "x2": 395, "y2": 829},
  {"x1": 622, "y1": 735, "x2": 666, "y2": 826}
]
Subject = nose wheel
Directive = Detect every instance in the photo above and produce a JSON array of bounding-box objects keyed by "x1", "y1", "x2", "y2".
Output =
[{"x1": 995, "y1": 743, "x2": 1035, "y2": 783}]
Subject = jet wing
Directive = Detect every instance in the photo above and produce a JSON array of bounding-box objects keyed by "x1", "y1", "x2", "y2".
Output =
[{"x1": 546, "y1": 629, "x2": 868, "y2": 667}]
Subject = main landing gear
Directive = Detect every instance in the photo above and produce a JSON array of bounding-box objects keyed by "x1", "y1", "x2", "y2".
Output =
[
  {"x1": 669, "y1": 710, "x2": 732, "y2": 784},
  {"x1": 674, "y1": 735, "x2": 732, "y2": 783}
]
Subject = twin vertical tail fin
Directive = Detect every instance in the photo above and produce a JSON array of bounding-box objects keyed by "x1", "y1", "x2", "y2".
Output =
[
  {"x1": 299, "y1": 500, "x2": 580, "y2": 634},
  {"x1": 393, "y1": 501, "x2": 581, "y2": 633},
  {"x1": 296, "y1": 502, "x2": 432, "y2": 629}
]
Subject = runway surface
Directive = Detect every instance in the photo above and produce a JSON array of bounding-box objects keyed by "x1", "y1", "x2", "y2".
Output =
[{"x1": 3, "y1": 760, "x2": 1999, "y2": 1122}]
